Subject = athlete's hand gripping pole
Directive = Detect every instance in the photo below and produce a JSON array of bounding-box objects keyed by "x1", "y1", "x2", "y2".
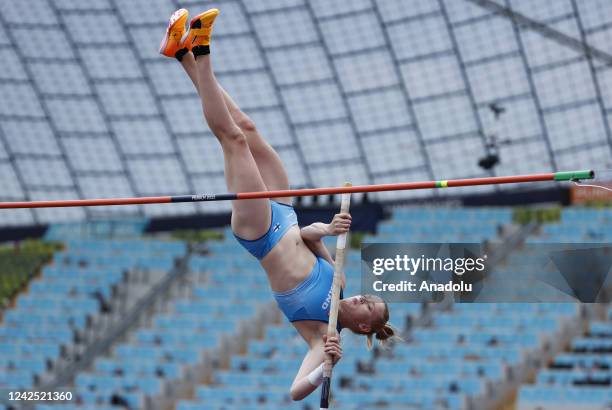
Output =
[{"x1": 320, "y1": 182, "x2": 351, "y2": 410}]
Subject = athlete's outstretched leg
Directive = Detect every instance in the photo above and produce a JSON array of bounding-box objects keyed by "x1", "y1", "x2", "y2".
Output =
[
  {"x1": 179, "y1": 51, "x2": 290, "y2": 204},
  {"x1": 188, "y1": 10, "x2": 271, "y2": 239}
]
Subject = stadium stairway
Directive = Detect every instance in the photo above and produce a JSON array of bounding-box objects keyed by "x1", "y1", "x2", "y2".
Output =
[
  {"x1": 514, "y1": 208, "x2": 612, "y2": 410},
  {"x1": 516, "y1": 304, "x2": 611, "y2": 410}
]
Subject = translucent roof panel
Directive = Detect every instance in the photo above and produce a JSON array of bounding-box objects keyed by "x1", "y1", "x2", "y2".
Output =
[
  {"x1": 246, "y1": 109, "x2": 293, "y2": 147},
  {"x1": 388, "y1": 16, "x2": 453, "y2": 60},
  {"x1": 453, "y1": 16, "x2": 518, "y2": 63},
  {"x1": 276, "y1": 147, "x2": 309, "y2": 188},
  {"x1": 14, "y1": 28, "x2": 75, "y2": 60},
  {"x1": 0, "y1": 0, "x2": 57, "y2": 25},
  {"x1": 242, "y1": 0, "x2": 304, "y2": 14},
  {"x1": 400, "y1": 55, "x2": 465, "y2": 99},
  {"x1": 335, "y1": 51, "x2": 399, "y2": 94},
  {"x1": 0, "y1": 48, "x2": 27, "y2": 81},
  {"x1": 575, "y1": 0, "x2": 612, "y2": 28},
  {"x1": 375, "y1": 0, "x2": 440, "y2": 21},
  {"x1": 54, "y1": 0, "x2": 111, "y2": 11},
  {"x1": 1, "y1": 120, "x2": 61, "y2": 156},
  {"x1": 413, "y1": 94, "x2": 479, "y2": 140},
  {"x1": 0, "y1": 84, "x2": 45, "y2": 118},
  {"x1": 127, "y1": 157, "x2": 189, "y2": 196},
  {"x1": 520, "y1": 19, "x2": 583, "y2": 67},
  {"x1": 281, "y1": 82, "x2": 346, "y2": 124},
  {"x1": 309, "y1": 0, "x2": 371, "y2": 18},
  {"x1": 214, "y1": 36, "x2": 265, "y2": 74},
  {"x1": 508, "y1": 0, "x2": 573, "y2": 22},
  {"x1": 116, "y1": 0, "x2": 173, "y2": 24},
  {"x1": 466, "y1": 57, "x2": 531, "y2": 103},
  {"x1": 160, "y1": 99, "x2": 203, "y2": 136},
  {"x1": 252, "y1": 8, "x2": 318, "y2": 48},
  {"x1": 111, "y1": 118, "x2": 176, "y2": 155},
  {"x1": 176, "y1": 134, "x2": 225, "y2": 175},
  {"x1": 544, "y1": 104, "x2": 608, "y2": 152},
  {"x1": 599, "y1": 68, "x2": 612, "y2": 106},
  {"x1": 297, "y1": 122, "x2": 361, "y2": 165},
  {"x1": 80, "y1": 47, "x2": 142, "y2": 80},
  {"x1": 309, "y1": 162, "x2": 368, "y2": 188},
  {"x1": 0, "y1": 0, "x2": 610, "y2": 226},
  {"x1": 532, "y1": 61, "x2": 597, "y2": 108},
  {"x1": 46, "y1": 98, "x2": 107, "y2": 133},
  {"x1": 348, "y1": 89, "x2": 413, "y2": 133},
  {"x1": 146, "y1": 61, "x2": 194, "y2": 97},
  {"x1": 96, "y1": 81, "x2": 158, "y2": 117},
  {"x1": 30, "y1": 62, "x2": 91, "y2": 96},
  {"x1": 267, "y1": 45, "x2": 332, "y2": 85},
  {"x1": 218, "y1": 71, "x2": 278, "y2": 110},
  {"x1": 443, "y1": 0, "x2": 490, "y2": 23},
  {"x1": 556, "y1": 145, "x2": 612, "y2": 171},
  {"x1": 63, "y1": 13, "x2": 127, "y2": 45},
  {"x1": 62, "y1": 136, "x2": 124, "y2": 173},
  {"x1": 16, "y1": 158, "x2": 74, "y2": 189},
  {"x1": 0, "y1": 139, "x2": 7, "y2": 161},
  {"x1": 363, "y1": 129, "x2": 426, "y2": 176},
  {"x1": 129, "y1": 26, "x2": 165, "y2": 60},
  {"x1": 0, "y1": 162, "x2": 25, "y2": 199},
  {"x1": 319, "y1": 12, "x2": 386, "y2": 55}
]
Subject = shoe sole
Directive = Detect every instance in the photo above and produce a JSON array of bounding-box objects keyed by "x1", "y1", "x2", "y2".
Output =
[{"x1": 159, "y1": 9, "x2": 189, "y2": 55}]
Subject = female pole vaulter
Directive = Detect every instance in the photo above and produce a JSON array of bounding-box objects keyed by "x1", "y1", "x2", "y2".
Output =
[{"x1": 159, "y1": 8, "x2": 395, "y2": 401}]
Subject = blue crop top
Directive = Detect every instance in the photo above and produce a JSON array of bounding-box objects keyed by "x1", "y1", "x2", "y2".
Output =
[{"x1": 234, "y1": 201, "x2": 298, "y2": 259}]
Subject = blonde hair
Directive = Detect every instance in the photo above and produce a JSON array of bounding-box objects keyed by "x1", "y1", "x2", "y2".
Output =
[{"x1": 366, "y1": 322, "x2": 397, "y2": 350}]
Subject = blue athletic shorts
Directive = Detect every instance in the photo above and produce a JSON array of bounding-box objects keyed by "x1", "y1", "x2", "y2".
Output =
[{"x1": 273, "y1": 256, "x2": 343, "y2": 332}]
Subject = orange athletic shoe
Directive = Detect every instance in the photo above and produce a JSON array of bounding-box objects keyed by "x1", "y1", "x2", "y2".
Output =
[
  {"x1": 185, "y1": 8, "x2": 219, "y2": 50},
  {"x1": 159, "y1": 8, "x2": 189, "y2": 59}
]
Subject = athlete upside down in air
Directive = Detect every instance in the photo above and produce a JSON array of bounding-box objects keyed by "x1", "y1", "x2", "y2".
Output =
[{"x1": 159, "y1": 8, "x2": 395, "y2": 400}]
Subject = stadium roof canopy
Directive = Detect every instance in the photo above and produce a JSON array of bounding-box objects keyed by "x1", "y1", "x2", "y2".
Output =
[{"x1": 0, "y1": 0, "x2": 611, "y2": 226}]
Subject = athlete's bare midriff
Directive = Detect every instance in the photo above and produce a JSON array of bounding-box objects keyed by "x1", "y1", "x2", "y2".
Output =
[
  {"x1": 260, "y1": 226, "x2": 335, "y2": 344},
  {"x1": 260, "y1": 225, "x2": 316, "y2": 293},
  {"x1": 261, "y1": 225, "x2": 316, "y2": 292}
]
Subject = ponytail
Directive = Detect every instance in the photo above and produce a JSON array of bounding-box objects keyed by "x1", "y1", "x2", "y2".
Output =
[{"x1": 366, "y1": 323, "x2": 399, "y2": 350}]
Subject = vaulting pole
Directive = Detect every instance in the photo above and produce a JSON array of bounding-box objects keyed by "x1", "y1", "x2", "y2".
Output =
[
  {"x1": 0, "y1": 170, "x2": 594, "y2": 209},
  {"x1": 320, "y1": 183, "x2": 351, "y2": 410}
]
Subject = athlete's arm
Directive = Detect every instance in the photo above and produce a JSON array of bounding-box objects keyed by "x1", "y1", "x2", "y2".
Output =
[
  {"x1": 302, "y1": 237, "x2": 336, "y2": 275},
  {"x1": 290, "y1": 335, "x2": 342, "y2": 401},
  {"x1": 300, "y1": 213, "x2": 351, "y2": 242},
  {"x1": 301, "y1": 213, "x2": 351, "y2": 287}
]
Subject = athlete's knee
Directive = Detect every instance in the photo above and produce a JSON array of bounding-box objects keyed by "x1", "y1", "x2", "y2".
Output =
[
  {"x1": 235, "y1": 113, "x2": 256, "y2": 133},
  {"x1": 216, "y1": 127, "x2": 247, "y2": 148}
]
